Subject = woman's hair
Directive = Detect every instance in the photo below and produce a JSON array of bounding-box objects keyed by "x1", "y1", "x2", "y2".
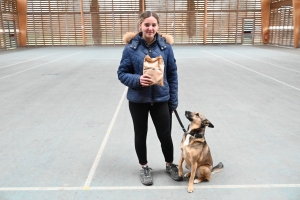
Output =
[{"x1": 138, "y1": 11, "x2": 159, "y2": 25}]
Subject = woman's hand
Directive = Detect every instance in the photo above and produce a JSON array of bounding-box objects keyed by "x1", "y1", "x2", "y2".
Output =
[{"x1": 140, "y1": 74, "x2": 153, "y2": 86}]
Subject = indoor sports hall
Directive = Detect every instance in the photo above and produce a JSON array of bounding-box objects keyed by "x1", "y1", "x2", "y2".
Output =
[{"x1": 0, "y1": 1, "x2": 299, "y2": 200}]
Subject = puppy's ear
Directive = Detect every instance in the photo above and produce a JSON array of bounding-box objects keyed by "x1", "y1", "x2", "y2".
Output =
[{"x1": 204, "y1": 119, "x2": 214, "y2": 128}]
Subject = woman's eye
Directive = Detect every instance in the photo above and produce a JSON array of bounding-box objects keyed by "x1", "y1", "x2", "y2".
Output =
[{"x1": 144, "y1": 23, "x2": 157, "y2": 27}]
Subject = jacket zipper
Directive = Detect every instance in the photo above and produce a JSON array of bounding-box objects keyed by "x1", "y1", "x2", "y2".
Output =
[{"x1": 148, "y1": 47, "x2": 154, "y2": 105}]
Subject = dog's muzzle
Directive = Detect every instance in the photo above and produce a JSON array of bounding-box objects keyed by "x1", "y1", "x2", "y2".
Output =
[{"x1": 185, "y1": 111, "x2": 192, "y2": 121}]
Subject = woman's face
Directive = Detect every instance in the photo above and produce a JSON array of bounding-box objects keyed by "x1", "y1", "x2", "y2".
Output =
[{"x1": 140, "y1": 16, "x2": 159, "y2": 42}]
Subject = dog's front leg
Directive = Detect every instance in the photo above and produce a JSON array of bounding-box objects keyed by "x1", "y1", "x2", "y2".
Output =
[
  {"x1": 178, "y1": 154, "x2": 184, "y2": 177},
  {"x1": 187, "y1": 162, "x2": 197, "y2": 193}
]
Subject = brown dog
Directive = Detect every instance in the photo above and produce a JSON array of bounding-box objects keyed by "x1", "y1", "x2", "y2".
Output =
[{"x1": 178, "y1": 111, "x2": 223, "y2": 193}]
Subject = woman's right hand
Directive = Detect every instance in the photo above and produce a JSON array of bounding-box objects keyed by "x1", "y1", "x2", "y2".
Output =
[{"x1": 140, "y1": 74, "x2": 153, "y2": 87}]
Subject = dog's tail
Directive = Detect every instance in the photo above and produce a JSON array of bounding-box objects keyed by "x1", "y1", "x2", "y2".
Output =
[{"x1": 211, "y1": 162, "x2": 224, "y2": 173}]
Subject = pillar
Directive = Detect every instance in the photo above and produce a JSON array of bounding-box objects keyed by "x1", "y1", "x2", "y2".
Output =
[
  {"x1": 17, "y1": 0, "x2": 27, "y2": 47},
  {"x1": 293, "y1": 0, "x2": 300, "y2": 48},
  {"x1": 261, "y1": 0, "x2": 271, "y2": 44}
]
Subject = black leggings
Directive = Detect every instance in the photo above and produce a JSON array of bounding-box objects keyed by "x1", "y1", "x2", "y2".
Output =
[{"x1": 129, "y1": 101, "x2": 174, "y2": 165}]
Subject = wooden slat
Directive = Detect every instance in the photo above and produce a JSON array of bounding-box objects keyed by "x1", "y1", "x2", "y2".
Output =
[
  {"x1": 24, "y1": 0, "x2": 263, "y2": 46},
  {"x1": 83, "y1": 0, "x2": 140, "y2": 45},
  {"x1": 203, "y1": 0, "x2": 262, "y2": 44},
  {"x1": 269, "y1": 3, "x2": 294, "y2": 47},
  {"x1": 0, "y1": 1, "x2": 297, "y2": 48},
  {"x1": 2, "y1": 0, "x2": 268, "y2": 45},
  {"x1": 0, "y1": 0, "x2": 19, "y2": 49},
  {"x1": 0, "y1": 3, "x2": 5, "y2": 49},
  {"x1": 27, "y1": 0, "x2": 82, "y2": 46},
  {"x1": 269, "y1": 0, "x2": 297, "y2": 48},
  {"x1": 271, "y1": 0, "x2": 292, "y2": 9},
  {"x1": 23, "y1": 0, "x2": 261, "y2": 45}
]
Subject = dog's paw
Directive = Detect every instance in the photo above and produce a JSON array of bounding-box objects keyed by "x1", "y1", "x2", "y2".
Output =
[
  {"x1": 187, "y1": 186, "x2": 194, "y2": 193},
  {"x1": 184, "y1": 172, "x2": 191, "y2": 178},
  {"x1": 194, "y1": 179, "x2": 201, "y2": 184}
]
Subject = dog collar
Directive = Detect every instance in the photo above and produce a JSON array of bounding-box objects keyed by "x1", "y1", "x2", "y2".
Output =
[
  {"x1": 190, "y1": 133, "x2": 204, "y2": 138},
  {"x1": 188, "y1": 128, "x2": 204, "y2": 138},
  {"x1": 187, "y1": 131, "x2": 204, "y2": 139}
]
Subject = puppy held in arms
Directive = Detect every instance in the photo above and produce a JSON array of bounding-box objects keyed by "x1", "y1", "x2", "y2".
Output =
[{"x1": 178, "y1": 111, "x2": 223, "y2": 193}]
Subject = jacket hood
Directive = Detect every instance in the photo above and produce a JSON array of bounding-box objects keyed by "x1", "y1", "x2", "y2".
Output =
[{"x1": 122, "y1": 32, "x2": 174, "y2": 45}]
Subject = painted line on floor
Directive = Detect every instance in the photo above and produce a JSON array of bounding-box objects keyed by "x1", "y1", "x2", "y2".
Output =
[
  {"x1": 223, "y1": 50, "x2": 300, "y2": 73},
  {"x1": 0, "y1": 51, "x2": 82, "y2": 80},
  {"x1": 83, "y1": 87, "x2": 128, "y2": 188},
  {"x1": 73, "y1": 58, "x2": 121, "y2": 60},
  {"x1": 202, "y1": 50, "x2": 300, "y2": 92},
  {"x1": 0, "y1": 184, "x2": 299, "y2": 191},
  {"x1": 0, "y1": 52, "x2": 63, "y2": 69}
]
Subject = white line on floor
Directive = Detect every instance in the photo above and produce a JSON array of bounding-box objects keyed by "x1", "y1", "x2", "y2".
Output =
[
  {"x1": 0, "y1": 51, "x2": 83, "y2": 80},
  {"x1": 83, "y1": 87, "x2": 128, "y2": 188},
  {"x1": 0, "y1": 184, "x2": 299, "y2": 191},
  {"x1": 202, "y1": 50, "x2": 300, "y2": 92},
  {"x1": 0, "y1": 52, "x2": 63, "y2": 69},
  {"x1": 223, "y1": 50, "x2": 300, "y2": 73}
]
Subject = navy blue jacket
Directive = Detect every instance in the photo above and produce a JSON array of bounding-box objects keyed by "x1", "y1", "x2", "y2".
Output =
[{"x1": 117, "y1": 32, "x2": 178, "y2": 111}]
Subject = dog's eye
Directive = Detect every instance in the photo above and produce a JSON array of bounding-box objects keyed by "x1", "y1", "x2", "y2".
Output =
[{"x1": 196, "y1": 113, "x2": 200, "y2": 117}]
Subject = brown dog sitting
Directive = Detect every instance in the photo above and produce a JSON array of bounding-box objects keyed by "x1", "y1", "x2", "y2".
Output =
[{"x1": 178, "y1": 111, "x2": 223, "y2": 193}]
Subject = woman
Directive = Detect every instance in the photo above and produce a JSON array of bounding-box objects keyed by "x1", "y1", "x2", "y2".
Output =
[{"x1": 117, "y1": 11, "x2": 182, "y2": 186}]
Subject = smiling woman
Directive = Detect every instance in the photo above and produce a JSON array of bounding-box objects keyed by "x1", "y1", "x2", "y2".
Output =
[
  {"x1": 138, "y1": 11, "x2": 159, "y2": 44},
  {"x1": 117, "y1": 11, "x2": 182, "y2": 186}
]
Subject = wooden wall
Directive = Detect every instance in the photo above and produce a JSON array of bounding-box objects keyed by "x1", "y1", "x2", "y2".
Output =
[
  {"x1": 1, "y1": 0, "x2": 296, "y2": 48},
  {"x1": 264, "y1": 0, "x2": 299, "y2": 48},
  {"x1": 20, "y1": 0, "x2": 263, "y2": 46}
]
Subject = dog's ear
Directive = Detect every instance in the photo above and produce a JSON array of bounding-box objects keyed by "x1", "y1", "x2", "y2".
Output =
[
  {"x1": 208, "y1": 122, "x2": 214, "y2": 128},
  {"x1": 203, "y1": 119, "x2": 214, "y2": 128}
]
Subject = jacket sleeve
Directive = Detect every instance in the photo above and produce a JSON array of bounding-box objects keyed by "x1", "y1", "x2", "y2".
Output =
[
  {"x1": 166, "y1": 46, "x2": 178, "y2": 111},
  {"x1": 117, "y1": 47, "x2": 142, "y2": 89}
]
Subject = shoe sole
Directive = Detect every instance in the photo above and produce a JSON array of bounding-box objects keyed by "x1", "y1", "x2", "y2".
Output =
[
  {"x1": 142, "y1": 182, "x2": 153, "y2": 186},
  {"x1": 166, "y1": 170, "x2": 183, "y2": 181},
  {"x1": 140, "y1": 177, "x2": 153, "y2": 186}
]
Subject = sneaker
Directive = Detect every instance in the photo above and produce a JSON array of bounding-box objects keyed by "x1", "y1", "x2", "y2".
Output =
[
  {"x1": 140, "y1": 166, "x2": 153, "y2": 186},
  {"x1": 166, "y1": 164, "x2": 183, "y2": 181}
]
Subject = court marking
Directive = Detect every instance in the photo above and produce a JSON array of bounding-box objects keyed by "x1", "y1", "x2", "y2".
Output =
[
  {"x1": 83, "y1": 87, "x2": 128, "y2": 189},
  {"x1": 223, "y1": 50, "x2": 300, "y2": 73},
  {"x1": 0, "y1": 184, "x2": 299, "y2": 191},
  {"x1": 68, "y1": 58, "x2": 121, "y2": 60},
  {"x1": 202, "y1": 50, "x2": 300, "y2": 92},
  {"x1": 0, "y1": 51, "x2": 82, "y2": 80},
  {"x1": 0, "y1": 51, "x2": 63, "y2": 69}
]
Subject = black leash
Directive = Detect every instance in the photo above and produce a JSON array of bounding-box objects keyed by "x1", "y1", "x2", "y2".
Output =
[{"x1": 174, "y1": 110, "x2": 187, "y2": 133}]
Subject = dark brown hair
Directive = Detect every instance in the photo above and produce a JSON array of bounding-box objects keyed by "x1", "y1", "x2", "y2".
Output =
[{"x1": 138, "y1": 11, "x2": 159, "y2": 25}]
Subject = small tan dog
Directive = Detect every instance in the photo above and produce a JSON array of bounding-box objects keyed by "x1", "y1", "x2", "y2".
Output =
[{"x1": 178, "y1": 111, "x2": 223, "y2": 193}]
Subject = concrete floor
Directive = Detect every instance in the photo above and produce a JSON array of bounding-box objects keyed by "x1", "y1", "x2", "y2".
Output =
[{"x1": 0, "y1": 45, "x2": 299, "y2": 200}]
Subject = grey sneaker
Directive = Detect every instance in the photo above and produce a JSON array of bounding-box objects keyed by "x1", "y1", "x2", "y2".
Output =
[
  {"x1": 166, "y1": 164, "x2": 183, "y2": 181},
  {"x1": 140, "y1": 166, "x2": 153, "y2": 186}
]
